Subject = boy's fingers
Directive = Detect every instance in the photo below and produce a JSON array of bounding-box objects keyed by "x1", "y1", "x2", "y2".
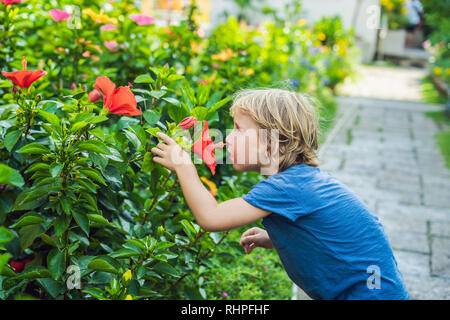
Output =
[
  {"x1": 156, "y1": 132, "x2": 175, "y2": 145},
  {"x1": 241, "y1": 235, "x2": 258, "y2": 246}
]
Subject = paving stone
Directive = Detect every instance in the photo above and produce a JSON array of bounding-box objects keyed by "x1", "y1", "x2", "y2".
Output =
[
  {"x1": 431, "y1": 237, "x2": 450, "y2": 277},
  {"x1": 377, "y1": 201, "x2": 450, "y2": 222},
  {"x1": 430, "y1": 221, "x2": 450, "y2": 238},
  {"x1": 392, "y1": 250, "x2": 430, "y2": 277},
  {"x1": 376, "y1": 214, "x2": 427, "y2": 234},
  {"x1": 403, "y1": 275, "x2": 450, "y2": 300},
  {"x1": 384, "y1": 230, "x2": 429, "y2": 254}
]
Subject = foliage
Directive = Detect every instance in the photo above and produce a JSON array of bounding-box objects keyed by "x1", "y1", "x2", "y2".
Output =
[
  {"x1": 380, "y1": 0, "x2": 408, "y2": 30},
  {"x1": 0, "y1": 0, "x2": 357, "y2": 300}
]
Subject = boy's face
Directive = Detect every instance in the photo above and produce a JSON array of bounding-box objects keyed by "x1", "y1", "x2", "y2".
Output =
[{"x1": 225, "y1": 109, "x2": 268, "y2": 174}]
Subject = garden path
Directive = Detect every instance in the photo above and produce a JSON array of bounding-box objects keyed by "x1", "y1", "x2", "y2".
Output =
[{"x1": 293, "y1": 65, "x2": 450, "y2": 300}]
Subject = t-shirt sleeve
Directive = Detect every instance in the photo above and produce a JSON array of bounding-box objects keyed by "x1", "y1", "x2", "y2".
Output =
[{"x1": 242, "y1": 177, "x2": 308, "y2": 222}]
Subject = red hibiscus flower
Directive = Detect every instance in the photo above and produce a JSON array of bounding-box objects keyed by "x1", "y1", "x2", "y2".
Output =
[
  {"x1": 192, "y1": 121, "x2": 225, "y2": 175},
  {"x1": 9, "y1": 258, "x2": 32, "y2": 273},
  {"x1": 178, "y1": 116, "x2": 198, "y2": 130},
  {"x1": 1, "y1": 56, "x2": 47, "y2": 89},
  {"x1": 88, "y1": 89, "x2": 100, "y2": 102},
  {"x1": 49, "y1": 9, "x2": 71, "y2": 22},
  {"x1": 94, "y1": 76, "x2": 142, "y2": 116},
  {"x1": 2, "y1": 0, "x2": 22, "y2": 6}
]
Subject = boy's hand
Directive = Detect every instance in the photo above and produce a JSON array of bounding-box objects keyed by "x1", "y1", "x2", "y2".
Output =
[
  {"x1": 151, "y1": 132, "x2": 193, "y2": 172},
  {"x1": 239, "y1": 227, "x2": 274, "y2": 254}
]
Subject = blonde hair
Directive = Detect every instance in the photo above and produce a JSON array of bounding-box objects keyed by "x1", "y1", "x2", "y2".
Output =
[{"x1": 229, "y1": 88, "x2": 321, "y2": 172}]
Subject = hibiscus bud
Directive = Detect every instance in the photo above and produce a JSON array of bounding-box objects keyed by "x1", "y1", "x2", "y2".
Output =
[
  {"x1": 88, "y1": 89, "x2": 100, "y2": 102},
  {"x1": 36, "y1": 94, "x2": 41, "y2": 101},
  {"x1": 12, "y1": 86, "x2": 18, "y2": 94},
  {"x1": 178, "y1": 116, "x2": 198, "y2": 130},
  {"x1": 122, "y1": 269, "x2": 132, "y2": 286},
  {"x1": 82, "y1": 84, "x2": 87, "y2": 91},
  {"x1": 71, "y1": 82, "x2": 77, "y2": 91}
]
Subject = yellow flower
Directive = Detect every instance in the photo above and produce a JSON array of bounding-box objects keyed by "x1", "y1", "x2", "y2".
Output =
[
  {"x1": 125, "y1": 294, "x2": 132, "y2": 300},
  {"x1": 200, "y1": 176, "x2": 217, "y2": 197},
  {"x1": 297, "y1": 19, "x2": 306, "y2": 27},
  {"x1": 211, "y1": 48, "x2": 235, "y2": 61},
  {"x1": 401, "y1": 7, "x2": 408, "y2": 15},
  {"x1": 445, "y1": 68, "x2": 450, "y2": 76},
  {"x1": 317, "y1": 32, "x2": 326, "y2": 41},
  {"x1": 83, "y1": 8, "x2": 118, "y2": 24},
  {"x1": 433, "y1": 67, "x2": 443, "y2": 75},
  {"x1": 123, "y1": 269, "x2": 132, "y2": 282}
]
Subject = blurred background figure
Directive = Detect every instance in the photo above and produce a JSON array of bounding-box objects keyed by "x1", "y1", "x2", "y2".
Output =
[{"x1": 404, "y1": 0, "x2": 424, "y2": 48}]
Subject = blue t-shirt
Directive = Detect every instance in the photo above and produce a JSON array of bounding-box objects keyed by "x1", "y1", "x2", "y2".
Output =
[{"x1": 242, "y1": 164, "x2": 409, "y2": 300}]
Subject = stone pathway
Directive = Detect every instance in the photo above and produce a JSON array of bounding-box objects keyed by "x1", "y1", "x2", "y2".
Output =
[{"x1": 293, "y1": 65, "x2": 450, "y2": 300}]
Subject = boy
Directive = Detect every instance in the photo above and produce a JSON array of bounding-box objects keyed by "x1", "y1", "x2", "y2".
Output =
[{"x1": 151, "y1": 88, "x2": 410, "y2": 300}]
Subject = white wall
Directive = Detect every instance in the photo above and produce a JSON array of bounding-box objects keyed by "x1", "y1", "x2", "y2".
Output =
[{"x1": 209, "y1": 0, "x2": 381, "y2": 62}]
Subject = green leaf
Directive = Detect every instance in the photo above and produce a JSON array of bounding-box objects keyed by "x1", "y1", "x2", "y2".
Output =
[
  {"x1": 167, "y1": 74, "x2": 184, "y2": 82},
  {"x1": 4, "y1": 130, "x2": 22, "y2": 152},
  {"x1": 87, "y1": 214, "x2": 111, "y2": 226},
  {"x1": 82, "y1": 287, "x2": 109, "y2": 300},
  {"x1": 162, "y1": 97, "x2": 181, "y2": 107},
  {"x1": 134, "y1": 74, "x2": 154, "y2": 84},
  {"x1": 0, "y1": 253, "x2": 11, "y2": 275},
  {"x1": 167, "y1": 104, "x2": 187, "y2": 123},
  {"x1": 16, "y1": 143, "x2": 50, "y2": 155},
  {"x1": 14, "y1": 266, "x2": 51, "y2": 280},
  {"x1": 24, "y1": 162, "x2": 49, "y2": 174},
  {"x1": 180, "y1": 219, "x2": 197, "y2": 241},
  {"x1": 87, "y1": 259, "x2": 118, "y2": 274},
  {"x1": 88, "y1": 115, "x2": 109, "y2": 125},
  {"x1": 123, "y1": 129, "x2": 141, "y2": 150},
  {"x1": 47, "y1": 248, "x2": 65, "y2": 280},
  {"x1": 37, "y1": 278, "x2": 63, "y2": 299},
  {"x1": 152, "y1": 261, "x2": 179, "y2": 277},
  {"x1": 19, "y1": 224, "x2": 44, "y2": 250},
  {"x1": 59, "y1": 197, "x2": 71, "y2": 215},
  {"x1": 148, "y1": 90, "x2": 167, "y2": 99},
  {"x1": 0, "y1": 227, "x2": 14, "y2": 247},
  {"x1": 110, "y1": 248, "x2": 139, "y2": 259},
  {"x1": 70, "y1": 121, "x2": 88, "y2": 133},
  {"x1": 74, "y1": 140, "x2": 111, "y2": 155},
  {"x1": 191, "y1": 107, "x2": 208, "y2": 121},
  {"x1": 72, "y1": 209, "x2": 90, "y2": 236},
  {"x1": 206, "y1": 96, "x2": 232, "y2": 119},
  {"x1": 142, "y1": 152, "x2": 155, "y2": 172},
  {"x1": 50, "y1": 163, "x2": 63, "y2": 178},
  {"x1": 38, "y1": 109, "x2": 60, "y2": 128},
  {"x1": 53, "y1": 215, "x2": 70, "y2": 236},
  {"x1": 90, "y1": 128, "x2": 105, "y2": 141},
  {"x1": 0, "y1": 164, "x2": 24, "y2": 187},
  {"x1": 10, "y1": 212, "x2": 45, "y2": 229},
  {"x1": 143, "y1": 110, "x2": 161, "y2": 126},
  {"x1": 146, "y1": 127, "x2": 162, "y2": 138},
  {"x1": 78, "y1": 168, "x2": 106, "y2": 186}
]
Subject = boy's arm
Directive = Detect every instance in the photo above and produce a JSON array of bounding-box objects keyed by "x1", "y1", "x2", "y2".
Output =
[{"x1": 175, "y1": 162, "x2": 270, "y2": 232}]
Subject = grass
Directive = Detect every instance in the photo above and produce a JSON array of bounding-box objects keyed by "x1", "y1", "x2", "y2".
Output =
[
  {"x1": 436, "y1": 131, "x2": 450, "y2": 169},
  {"x1": 421, "y1": 75, "x2": 450, "y2": 169},
  {"x1": 421, "y1": 76, "x2": 447, "y2": 105},
  {"x1": 424, "y1": 110, "x2": 450, "y2": 169}
]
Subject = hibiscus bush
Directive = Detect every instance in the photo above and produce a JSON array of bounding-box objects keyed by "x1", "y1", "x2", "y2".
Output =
[{"x1": 0, "y1": 0, "x2": 357, "y2": 300}]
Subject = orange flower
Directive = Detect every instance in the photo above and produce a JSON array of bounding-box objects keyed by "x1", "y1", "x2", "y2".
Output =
[
  {"x1": 1, "y1": 56, "x2": 47, "y2": 89},
  {"x1": 200, "y1": 176, "x2": 217, "y2": 196},
  {"x1": 94, "y1": 76, "x2": 141, "y2": 116},
  {"x1": 211, "y1": 48, "x2": 235, "y2": 61}
]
